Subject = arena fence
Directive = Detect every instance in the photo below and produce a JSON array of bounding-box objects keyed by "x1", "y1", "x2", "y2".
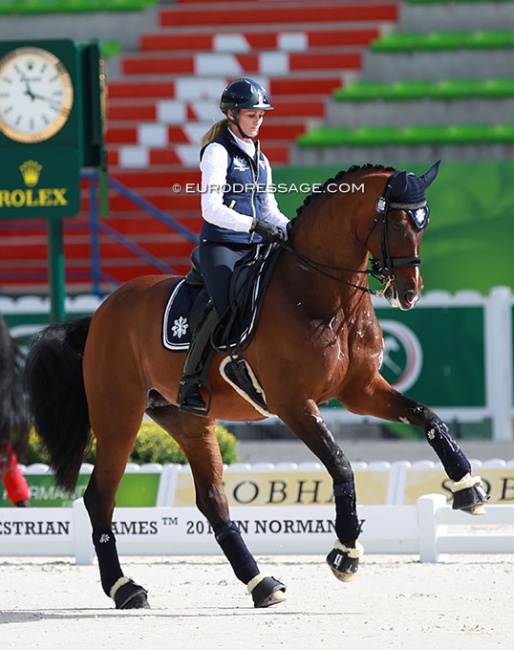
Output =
[{"x1": 0, "y1": 494, "x2": 512, "y2": 564}]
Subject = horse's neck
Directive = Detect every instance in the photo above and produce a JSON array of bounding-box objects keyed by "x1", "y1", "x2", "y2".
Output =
[{"x1": 279, "y1": 172, "x2": 386, "y2": 318}]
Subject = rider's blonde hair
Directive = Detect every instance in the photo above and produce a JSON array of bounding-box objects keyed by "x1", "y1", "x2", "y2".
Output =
[{"x1": 201, "y1": 118, "x2": 230, "y2": 147}]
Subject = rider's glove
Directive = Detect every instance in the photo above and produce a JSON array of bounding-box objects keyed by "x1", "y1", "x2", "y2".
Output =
[{"x1": 251, "y1": 219, "x2": 286, "y2": 242}]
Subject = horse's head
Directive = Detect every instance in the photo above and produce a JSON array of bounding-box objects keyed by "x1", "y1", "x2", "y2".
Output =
[{"x1": 366, "y1": 161, "x2": 440, "y2": 311}]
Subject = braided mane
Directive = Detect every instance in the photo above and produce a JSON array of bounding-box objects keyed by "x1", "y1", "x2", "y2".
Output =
[{"x1": 295, "y1": 163, "x2": 396, "y2": 217}]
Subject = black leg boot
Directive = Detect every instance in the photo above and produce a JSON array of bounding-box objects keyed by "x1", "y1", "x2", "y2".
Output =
[{"x1": 177, "y1": 305, "x2": 219, "y2": 415}]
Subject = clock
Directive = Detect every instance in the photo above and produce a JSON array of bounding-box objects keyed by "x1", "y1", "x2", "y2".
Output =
[{"x1": 0, "y1": 46, "x2": 74, "y2": 144}]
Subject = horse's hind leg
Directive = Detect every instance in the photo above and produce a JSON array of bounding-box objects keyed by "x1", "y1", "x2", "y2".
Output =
[
  {"x1": 83, "y1": 405, "x2": 150, "y2": 609},
  {"x1": 147, "y1": 404, "x2": 286, "y2": 608}
]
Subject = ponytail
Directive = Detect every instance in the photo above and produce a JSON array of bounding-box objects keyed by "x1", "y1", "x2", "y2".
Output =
[{"x1": 201, "y1": 118, "x2": 230, "y2": 147}]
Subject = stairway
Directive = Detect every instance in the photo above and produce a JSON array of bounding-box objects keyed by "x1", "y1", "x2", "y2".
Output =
[{"x1": 1, "y1": 0, "x2": 399, "y2": 294}]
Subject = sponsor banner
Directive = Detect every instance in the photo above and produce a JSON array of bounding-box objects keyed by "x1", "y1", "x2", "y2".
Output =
[
  {"x1": 96, "y1": 505, "x2": 340, "y2": 556},
  {"x1": 399, "y1": 467, "x2": 514, "y2": 506},
  {"x1": 171, "y1": 468, "x2": 392, "y2": 507},
  {"x1": 0, "y1": 507, "x2": 73, "y2": 556},
  {"x1": 0, "y1": 472, "x2": 161, "y2": 508}
]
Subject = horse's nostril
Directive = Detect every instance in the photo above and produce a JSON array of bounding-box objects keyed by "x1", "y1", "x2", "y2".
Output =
[{"x1": 404, "y1": 290, "x2": 416, "y2": 304}]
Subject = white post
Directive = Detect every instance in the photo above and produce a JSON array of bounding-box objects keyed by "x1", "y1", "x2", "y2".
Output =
[
  {"x1": 417, "y1": 494, "x2": 446, "y2": 563},
  {"x1": 72, "y1": 498, "x2": 95, "y2": 565},
  {"x1": 485, "y1": 286, "x2": 513, "y2": 441}
]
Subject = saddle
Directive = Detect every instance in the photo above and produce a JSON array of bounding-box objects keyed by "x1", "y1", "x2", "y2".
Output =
[{"x1": 162, "y1": 243, "x2": 281, "y2": 416}]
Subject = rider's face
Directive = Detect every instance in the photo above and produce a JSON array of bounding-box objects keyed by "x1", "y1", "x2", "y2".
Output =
[{"x1": 229, "y1": 109, "x2": 265, "y2": 140}]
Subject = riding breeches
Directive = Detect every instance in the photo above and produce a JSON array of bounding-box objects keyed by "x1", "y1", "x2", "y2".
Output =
[{"x1": 199, "y1": 241, "x2": 254, "y2": 317}]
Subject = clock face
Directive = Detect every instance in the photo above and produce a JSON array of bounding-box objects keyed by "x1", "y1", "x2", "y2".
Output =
[{"x1": 0, "y1": 46, "x2": 74, "y2": 143}]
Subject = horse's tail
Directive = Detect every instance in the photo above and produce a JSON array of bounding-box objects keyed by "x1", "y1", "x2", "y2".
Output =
[
  {"x1": 0, "y1": 314, "x2": 31, "y2": 457},
  {"x1": 24, "y1": 316, "x2": 92, "y2": 494}
]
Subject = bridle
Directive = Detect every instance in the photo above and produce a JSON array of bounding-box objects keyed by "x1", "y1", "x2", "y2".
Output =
[
  {"x1": 363, "y1": 176, "x2": 428, "y2": 294},
  {"x1": 277, "y1": 175, "x2": 428, "y2": 298}
]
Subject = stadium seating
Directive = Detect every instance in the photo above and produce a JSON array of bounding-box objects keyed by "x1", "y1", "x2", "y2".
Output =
[
  {"x1": 371, "y1": 30, "x2": 514, "y2": 52},
  {"x1": 0, "y1": 0, "x2": 156, "y2": 13},
  {"x1": 333, "y1": 78, "x2": 514, "y2": 101},
  {"x1": 295, "y1": 2, "x2": 514, "y2": 164},
  {"x1": 2, "y1": 0, "x2": 514, "y2": 292}
]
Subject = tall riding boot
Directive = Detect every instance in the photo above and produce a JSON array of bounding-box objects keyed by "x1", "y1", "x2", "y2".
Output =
[{"x1": 177, "y1": 305, "x2": 219, "y2": 415}]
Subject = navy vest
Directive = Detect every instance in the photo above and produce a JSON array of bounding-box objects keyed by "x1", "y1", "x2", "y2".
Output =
[{"x1": 200, "y1": 129, "x2": 269, "y2": 244}]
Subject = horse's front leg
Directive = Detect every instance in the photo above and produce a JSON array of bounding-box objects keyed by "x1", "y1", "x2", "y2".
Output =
[
  {"x1": 341, "y1": 375, "x2": 489, "y2": 514},
  {"x1": 281, "y1": 401, "x2": 364, "y2": 582}
]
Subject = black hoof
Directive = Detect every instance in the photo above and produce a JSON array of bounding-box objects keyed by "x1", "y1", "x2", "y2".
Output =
[
  {"x1": 452, "y1": 476, "x2": 489, "y2": 514},
  {"x1": 249, "y1": 576, "x2": 287, "y2": 608},
  {"x1": 326, "y1": 541, "x2": 364, "y2": 582},
  {"x1": 113, "y1": 579, "x2": 150, "y2": 610}
]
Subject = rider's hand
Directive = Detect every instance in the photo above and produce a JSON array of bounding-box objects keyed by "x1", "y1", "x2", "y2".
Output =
[{"x1": 251, "y1": 219, "x2": 286, "y2": 242}]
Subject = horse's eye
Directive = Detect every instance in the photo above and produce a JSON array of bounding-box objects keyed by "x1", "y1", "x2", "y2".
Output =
[{"x1": 390, "y1": 220, "x2": 404, "y2": 233}]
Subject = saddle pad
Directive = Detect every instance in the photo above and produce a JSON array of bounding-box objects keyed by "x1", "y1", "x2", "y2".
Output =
[
  {"x1": 162, "y1": 277, "x2": 262, "y2": 353},
  {"x1": 162, "y1": 280, "x2": 202, "y2": 351}
]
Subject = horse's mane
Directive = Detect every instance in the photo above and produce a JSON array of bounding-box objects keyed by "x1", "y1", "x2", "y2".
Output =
[{"x1": 295, "y1": 163, "x2": 396, "y2": 218}]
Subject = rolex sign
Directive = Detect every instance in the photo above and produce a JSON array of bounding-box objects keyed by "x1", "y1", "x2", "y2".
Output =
[{"x1": 0, "y1": 147, "x2": 80, "y2": 218}]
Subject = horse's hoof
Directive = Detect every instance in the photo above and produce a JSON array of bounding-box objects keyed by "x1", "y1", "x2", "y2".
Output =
[
  {"x1": 451, "y1": 475, "x2": 489, "y2": 515},
  {"x1": 247, "y1": 574, "x2": 287, "y2": 608},
  {"x1": 326, "y1": 540, "x2": 364, "y2": 582},
  {"x1": 111, "y1": 577, "x2": 150, "y2": 610}
]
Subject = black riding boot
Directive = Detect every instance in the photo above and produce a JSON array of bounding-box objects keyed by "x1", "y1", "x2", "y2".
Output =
[{"x1": 177, "y1": 305, "x2": 219, "y2": 415}]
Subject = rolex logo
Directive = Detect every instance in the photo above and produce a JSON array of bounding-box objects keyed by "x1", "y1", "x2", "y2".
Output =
[{"x1": 19, "y1": 160, "x2": 42, "y2": 187}]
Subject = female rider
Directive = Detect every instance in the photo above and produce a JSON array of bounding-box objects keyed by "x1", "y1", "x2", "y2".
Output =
[{"x1": 177, "y1": 78, "x2": 290, "y2": 415}]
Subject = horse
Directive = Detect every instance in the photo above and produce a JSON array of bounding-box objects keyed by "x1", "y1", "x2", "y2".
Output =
[
  {"x1": 24, "y1": 162, "x2": 488, "y2": 610},
  {"x1": 0, "y1": 312, "x2": 31, "y2": 507}
]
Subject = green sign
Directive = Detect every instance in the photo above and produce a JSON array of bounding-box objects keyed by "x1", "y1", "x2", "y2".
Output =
[
  {"x1": 0, "y1": 146, "x2": 80, "y2": 217},
  {"x1": 0, "y1": 39, "x2": 83, "y2": 219},
  {"x1": 375, "y1": 305, "x2": 486, "y2": 407},
  {"x1": 0, "y1": 38, "x2": 107, "y2": 321},
  {"x1": 0, "y1": 472, "x2": 161, "y2": 508}
]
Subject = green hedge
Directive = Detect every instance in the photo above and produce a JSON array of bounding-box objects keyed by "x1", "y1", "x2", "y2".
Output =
[{"x1": 27, "y1": 420, "x2": 239, "y2": 466}]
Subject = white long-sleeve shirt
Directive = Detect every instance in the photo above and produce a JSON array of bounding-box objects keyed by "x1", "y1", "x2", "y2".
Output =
[{"x1": 200, "y1": 129, "x2": 290, "y2": 234}]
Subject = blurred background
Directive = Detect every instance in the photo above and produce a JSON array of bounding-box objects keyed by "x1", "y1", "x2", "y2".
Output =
[{"x1": 1, "y1": 0, "x2": 513, "y2": 458}]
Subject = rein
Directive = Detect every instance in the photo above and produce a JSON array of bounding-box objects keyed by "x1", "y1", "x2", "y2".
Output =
[{"x1": 277, "y1": 239, "x2": 384, "y2": 296}]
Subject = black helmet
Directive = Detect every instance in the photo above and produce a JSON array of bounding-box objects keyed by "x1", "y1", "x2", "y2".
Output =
[{"x1": 220, "y1": 78, "x2": 274, "y2": 113}]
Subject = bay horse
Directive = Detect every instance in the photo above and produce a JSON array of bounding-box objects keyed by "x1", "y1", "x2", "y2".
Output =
[
  {"x1": 0, "y1": 312, "x2": 31, "y2": 506},
  {"x1": 24, "y1": 163, "x2": 488, "y2": 610}
]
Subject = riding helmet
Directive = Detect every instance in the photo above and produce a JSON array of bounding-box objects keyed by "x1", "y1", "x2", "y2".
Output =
[{"x1": 220, "y1": 78, "x2": 274, "y2": 113}]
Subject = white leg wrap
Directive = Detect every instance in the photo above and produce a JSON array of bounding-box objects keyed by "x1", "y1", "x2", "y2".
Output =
[
  {"x1": 451, "y1": 475, "x2": 482, "y2": 493},
  {"x1": 110, "y1": 576, "x2": 131, "y2": 601},
  {"x1": 334, "y1": 540, "x2": 364, "y2": 559}
]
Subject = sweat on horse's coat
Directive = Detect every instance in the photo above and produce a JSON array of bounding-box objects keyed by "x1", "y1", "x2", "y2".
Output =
[{"x1": 24, "y1": 163, "x2": 487, "y2": 610}]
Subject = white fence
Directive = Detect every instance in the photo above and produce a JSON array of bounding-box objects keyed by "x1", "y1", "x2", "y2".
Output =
[{"x1": 0, "y1": 495, "x2": 512, "y2": 564}]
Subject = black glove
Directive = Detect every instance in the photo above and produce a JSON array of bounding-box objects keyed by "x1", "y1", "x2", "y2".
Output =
[{"x1": 251, "y1": 219, "x2": 285, "y2": 242}]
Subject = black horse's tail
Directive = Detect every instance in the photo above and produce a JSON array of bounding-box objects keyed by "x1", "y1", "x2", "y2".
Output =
[
  {"x1": 0, "y1": 314, "x2": 30, "y2": 457},
  {"x1": 24, "y1": 317, "x2": 92, "y2": 493}
]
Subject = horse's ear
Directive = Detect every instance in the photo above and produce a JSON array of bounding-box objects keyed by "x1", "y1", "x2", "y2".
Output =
[
  {"x1": 388, "y1": 170, "x2": 408, "y2": 197},
  {"x1": 420, "y1": 160, "x2": 441, "y2": 189}
]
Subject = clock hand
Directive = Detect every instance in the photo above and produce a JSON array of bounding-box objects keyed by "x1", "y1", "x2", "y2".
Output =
[
  {"x1": 29, "y1": 92, "x2": 61, "y2": 108},
  {"x1": 15, "y1": 67, "x2": 36, "y2": 100}
]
